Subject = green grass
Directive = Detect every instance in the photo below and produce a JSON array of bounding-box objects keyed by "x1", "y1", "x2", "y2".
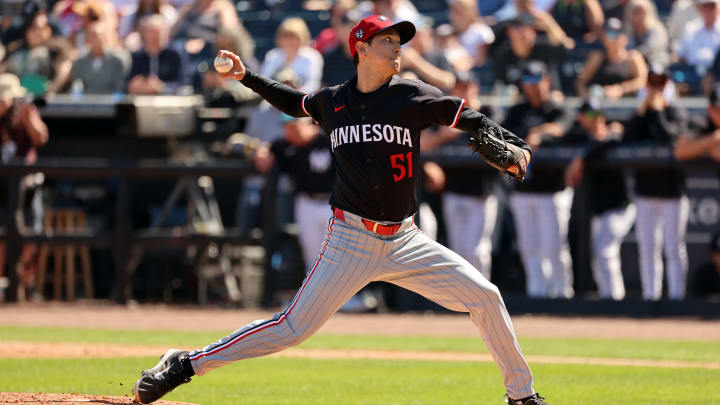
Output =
[
  {"x1": 1, "y1": 356, "x2": 719, "y2": 404},
  {"x1": 1, "y1": 326, "x2": 719, "y2": 363}
]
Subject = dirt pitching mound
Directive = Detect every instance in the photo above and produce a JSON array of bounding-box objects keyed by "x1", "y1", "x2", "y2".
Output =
[{"x1": 0, "y1": 392, "x2": 199, "y2": 404}]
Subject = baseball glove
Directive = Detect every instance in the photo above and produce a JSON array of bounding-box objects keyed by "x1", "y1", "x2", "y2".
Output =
[{"x1": 468, "y1": 126, "x2": 529, "y2": 181}]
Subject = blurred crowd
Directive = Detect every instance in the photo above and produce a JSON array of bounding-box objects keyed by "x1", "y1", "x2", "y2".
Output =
[
  {"x1": 3, "y1": 0, "x2": 720, "y2": 98},
  {"x1": 1, "y1": 0, "x2": 720, "y2": 303}
]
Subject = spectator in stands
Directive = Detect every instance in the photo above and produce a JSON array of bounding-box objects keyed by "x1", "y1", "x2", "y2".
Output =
[
  {"x1": 313, "y1": 0, "x2": 357, "y2": 55},
  {"x1": 0, "y1": 73, "x2": 49, "y2": 295},
  {"x1": 515, "y1": 0, "x2": 577, "y2": 50},
  {"x1": 625, "y1": 0, "x2": 670, "y2": 68},
  {"x1": 65, "y1": 0, "x2": 107, "y2": 53},
  {"x1": 71, "y1": 21, "x2": 125, "y2": 94},
  {"x1": 624, "y1": 67, "x2": 691, "y2": 300},
  {"x1": 2, "y1": 0, "x2": 62, "y2": 47},
  {"x1": 675, "y1": 0, "x2": 720, "y2": 76},
  {"x1": 667, "y1": 0, "x2": 700, "y2": 50},
  {"x1": 319, "y1": 10, "x2": 360, "y2": 87},
  {"x1": 0, "y1": 73, "x2": 48, "y2": 169},
  {"x1": 52, "y1": 0, "x2": 117, "y2": 40},
  {"x1": 401, "y1": 17, "x2": 456, "y2": 92},
  {"x1": 493, "y1": 14, "x2": 567, "y2": 89},
  {"x1": 434, "y1": 23, "x2": 474, "y2": 74},
  {"x1": 503, "y1": 61, "x2": 574, "y2": 299},
  {"x1": 119, "y1": 0, "x2": 178, "y2": 39},
  {"x1": 420, "y1": 71, "x2": 501, "y2": 281},
  {"x1": 127, "y1": 14, "x2": 185, "y2": 94},
  {"x1": 692, "y1": 231, "x2": 720, "y2": 297},
  {"x1": 675, "y1": 83, "x2": 720, "y2": 162},
  {"x1": 564, "y1": 101, "x2": 634, "y2": 300},
  {"x1": 171, "y1": 0, "x2": 239, "y2": 55},
  {"x1": 576, "y1": 17, "x2": 648, "y2": 99},
  {"x1": 202, "y1": 27, "x2": 259, "y2": 106},
  {"x1": 550, "y1": 0, "x2": 604, "y2": 43},
  {"x1": 448, "y1": 0, "x2": 495, "y2": 67},
  {"x1": 260, "y1": 18, "x2": 323, "y2": 93},
  {"x1": 4, "y1": 11, "x2": 73, "y2": 96},
  {"x1": 363, "y1": 0, "x2": 422, "y2": 26}
]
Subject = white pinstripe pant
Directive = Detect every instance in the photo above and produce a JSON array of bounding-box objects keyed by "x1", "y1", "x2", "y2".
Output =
[
  {"x1": 591, "y1": 204, "x2": 636, "y2": 300},
  {"x1": 188, "y1": 209, "x2": 536, "y2": 399},
  {"x1": 442, "y1": 192, "x2": 498, "y2": 280},
  {"x1": 510, "y1": 189, "x2": 574, "y2": 299},
  {"x1": 634, "y1": 196, "x2": 689, "y2": 300}
]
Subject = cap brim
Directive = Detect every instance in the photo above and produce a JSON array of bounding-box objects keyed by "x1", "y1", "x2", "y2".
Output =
[{"x1": 374, "y1": 21, "x2": 416, "y2": 45}]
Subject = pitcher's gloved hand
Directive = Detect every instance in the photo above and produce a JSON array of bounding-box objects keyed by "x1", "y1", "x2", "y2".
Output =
[{"x1": 468, "y1": 126, "x2": 529, "y2": 181}]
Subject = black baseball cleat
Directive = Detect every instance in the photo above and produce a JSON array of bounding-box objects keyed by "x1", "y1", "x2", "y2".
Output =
[
  {"x1": 505, "y1": 393, "x2": 549, "y2": 405},
  {"x1": 133, "y1": 349, "x2": 194, "y2": 404}
]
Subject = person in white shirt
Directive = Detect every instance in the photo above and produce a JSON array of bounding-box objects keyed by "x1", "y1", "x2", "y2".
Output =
[
  {"x1": 667, "y1": 0, "x2": 700, "y2": 50},
  {"x1": 448, "y1": 0, "x2": 495, "y2": 66},
  {"x1": 675, "y1": 0, "x2": 720, "y2": 74},
  {"x1": 260, "y1": 18, "x2": 324, "y2": 93}
]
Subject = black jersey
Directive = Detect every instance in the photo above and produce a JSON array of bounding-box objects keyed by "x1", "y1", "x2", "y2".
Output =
[
  {"x1": 240, "y1": 71, "x2": 529, "y2": 222},
  {"x1": 502, "y1": 100, "x2": 569, "y2": 193},
  {"x1": 624, "y1": 106, "x2": 687, "y2": 198},
  {"x1": 270, "y1": 134, "x2": 334, "y2": 194}
]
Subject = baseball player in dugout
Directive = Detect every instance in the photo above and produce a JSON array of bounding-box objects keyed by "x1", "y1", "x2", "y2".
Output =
[
  {"x1": 503, "y1": 61, "x2": 574, "y2": 300},
  {"x1": 134, "y1": 15, "x2": 547, "y2": 405}
]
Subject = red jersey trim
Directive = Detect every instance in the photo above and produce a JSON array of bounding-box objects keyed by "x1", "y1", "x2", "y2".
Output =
[
  {"x1": 301, "y1": 94, "x2": 311, "y2": 117},
  {"x1": 449, "y1": 98, "x2": 465, "y2": 129},
  {"x1": 188, "y1": 217, "x2": 336, "y2": 362}
]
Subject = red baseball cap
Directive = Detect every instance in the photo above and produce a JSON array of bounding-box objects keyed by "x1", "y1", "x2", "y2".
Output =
[{"x1": 348, "y1": 15, "x2": 416, "y2": 57}]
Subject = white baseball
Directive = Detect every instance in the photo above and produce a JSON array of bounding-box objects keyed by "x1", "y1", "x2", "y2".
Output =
[{"x1": 214, "y1": 56, "x2": 234, "y2": 73}]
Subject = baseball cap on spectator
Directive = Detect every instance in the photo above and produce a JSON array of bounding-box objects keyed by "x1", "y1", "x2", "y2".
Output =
[
  {"x1": 647, "y1": 64, "x2": 670, "y2": 87},
  {"x1": 579, "y1": 99, "x2": 604, "y2": 118},
  {"x1": 520, "y1": 61, "x2": 548, "y2": 84},
  {"x1": 604, "y1": 17, "x2": 623, "y2": 39},
  {"x1": 348, "y1": 15, "x2": 416, "y2": 57},
  {"x1": 508, "y1": 12, "x2": 536, "y2": 27},
  {"x1": 0, "y1": 74, "x2": 28, "y2": 100}
]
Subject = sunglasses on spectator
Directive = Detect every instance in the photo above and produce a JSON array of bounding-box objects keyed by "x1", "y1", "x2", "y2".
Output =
[
  {"x1": 605, "y1": 30, "x2": 621, "y2": 39},
  {"x1": 583, "y1": 110, "x2": 602, "y2": 119},
  {"x1": 521, "y1": 74, "x2": 543, "y2": 84}
]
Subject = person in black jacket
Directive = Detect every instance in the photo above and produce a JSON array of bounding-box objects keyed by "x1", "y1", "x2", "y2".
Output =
[
  {"x1": 127, "y1": 14, "x2": 184, "y2": 94},
  {"x1": 624, "y1": 67, "x2": 690, "y2": 300},
  {"x1": 565, "y1": 101, "x2": 634, "y2": 300},
  {"x1": 504, "y1": 61, "x2": 574, "y2": 299}
]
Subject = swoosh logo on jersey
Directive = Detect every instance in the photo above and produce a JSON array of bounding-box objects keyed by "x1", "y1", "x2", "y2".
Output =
[{"x1": 334, "y1": 105, "x2": 346, "y2": 112}]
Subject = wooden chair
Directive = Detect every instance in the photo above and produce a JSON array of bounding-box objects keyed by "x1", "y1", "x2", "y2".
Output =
[{"x1": 36, "y1": 209, "x2": 93, "y2": 301}]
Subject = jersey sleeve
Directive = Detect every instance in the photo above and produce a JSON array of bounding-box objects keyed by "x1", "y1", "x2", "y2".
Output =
[
  {"x1": 415, "y1": 81, "x2": 467, "y2": 128},
  {"x1": 414, "y1": 79, "x2": 530, "y2": 153},
  {"x1": 240, "y1": 70, "x2": 309, "y2": 118}
]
